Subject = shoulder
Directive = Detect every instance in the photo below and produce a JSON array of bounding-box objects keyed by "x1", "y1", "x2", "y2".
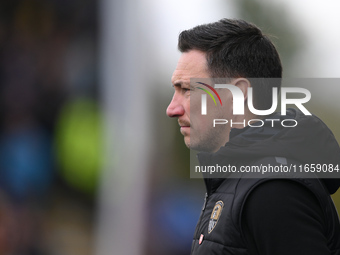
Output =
[
  {"x1": 242, "y1": 179, "x2": 325, "y2": 224},
  {"x1": 241, "y1": 179, "x2": 329, "y2": 255}
]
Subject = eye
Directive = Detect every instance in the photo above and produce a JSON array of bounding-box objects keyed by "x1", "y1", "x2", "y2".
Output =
[
  {"x1": 182, "y1": 87, "x2": 192, "y2": 96},
  {"x1": 183, "y1": 86, "x2": 195, "y2": 92}
]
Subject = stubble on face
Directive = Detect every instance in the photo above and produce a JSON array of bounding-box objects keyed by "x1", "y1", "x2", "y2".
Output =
[
  {"x1": 189, "y1": 94, "x2": 231, "y2": 153},
  {"x1": 169, "y1": 50, "x2": 232, "y2": 153}
]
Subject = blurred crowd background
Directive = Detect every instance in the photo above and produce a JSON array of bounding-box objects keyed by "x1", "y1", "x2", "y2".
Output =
[
  {"x1": 0, "y1": 0, "x2": 339, "y2": 254},
  {"x1": 0, "y1": 0, "x2": 98, "y2": 254}
]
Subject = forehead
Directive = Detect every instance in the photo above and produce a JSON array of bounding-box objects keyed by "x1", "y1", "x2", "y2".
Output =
[{"x1": 171, "y1": 50, "x2": 210, "y2": 85}]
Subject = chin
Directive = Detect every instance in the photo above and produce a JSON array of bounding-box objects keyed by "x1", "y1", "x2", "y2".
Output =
[{"x1": 184, "y1": 137, "x2": 190, "y2": 148}]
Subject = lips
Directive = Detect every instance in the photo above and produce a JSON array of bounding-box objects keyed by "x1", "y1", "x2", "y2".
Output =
[{"x1": 180, "y1": 126, "x2": 190, "y2": 135}]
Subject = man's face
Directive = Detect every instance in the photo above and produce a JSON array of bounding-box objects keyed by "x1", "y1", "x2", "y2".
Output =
[{"x1": 166, "y1": 50, "x2": 233, "y2": 152}]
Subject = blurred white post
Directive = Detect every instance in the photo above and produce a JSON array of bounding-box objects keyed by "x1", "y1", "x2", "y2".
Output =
[{"x1": 95, "y1": 0, "x2": 151, "y2": 254}]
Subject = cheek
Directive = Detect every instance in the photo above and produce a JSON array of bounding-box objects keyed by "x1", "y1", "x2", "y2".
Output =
[
  {"x1": 193, "y1": 115, "x2": 213, "y2": 134},
  {"x1": 186, "y1": 101, "x2": 190, "y2": 117},
  {"x1": 219, "y1": 91, "x2": 234, "y2": 116}
]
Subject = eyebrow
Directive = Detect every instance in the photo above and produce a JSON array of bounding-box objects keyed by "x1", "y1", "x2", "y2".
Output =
[
  {"x1": 172, "y1": 82, "x2": 196, "y2": 92},
  {"x1": 172, "y1": 82, "x2": 182, "y2": 88},
  {"x1": 172, "y1": 80, "x2": 190, "y2": 88}
]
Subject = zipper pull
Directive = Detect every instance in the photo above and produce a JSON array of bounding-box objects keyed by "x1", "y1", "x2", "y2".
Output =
[{"x1": 202, "y1": 192, "x2": 208, "y2": 211}]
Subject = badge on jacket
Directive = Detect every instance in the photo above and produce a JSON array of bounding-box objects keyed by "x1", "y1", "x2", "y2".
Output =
[{"x1": 208, "y1": 200, "x2": 224, "y2": 234}]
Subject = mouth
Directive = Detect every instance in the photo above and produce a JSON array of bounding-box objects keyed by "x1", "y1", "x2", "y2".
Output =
[
  {"x1": 179, "y1": 120, "x2": 190, "y2": 133},
  {"x1": 180, "y1": 126, "x2": 190, "y2": 134}
]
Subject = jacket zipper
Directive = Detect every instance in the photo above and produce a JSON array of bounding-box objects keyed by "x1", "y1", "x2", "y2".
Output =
[
  {"x1": 202, "y1": 192, "x2": 208, "y2": 211},
  {"x1": 191, "y1": 192, "x2": 209, "y2": 254}
]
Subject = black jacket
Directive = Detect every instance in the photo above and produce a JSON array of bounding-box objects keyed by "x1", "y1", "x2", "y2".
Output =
[{"x1": 191, "y1": 109, "x2": 340, "y2": 255}]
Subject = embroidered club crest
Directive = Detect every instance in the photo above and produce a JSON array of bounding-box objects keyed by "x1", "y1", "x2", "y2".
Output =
[{"x1": 208, "y1": 200, "x2": 224, "y2": 234}]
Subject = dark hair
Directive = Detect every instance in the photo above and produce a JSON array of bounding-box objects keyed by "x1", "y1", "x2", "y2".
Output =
[{"x1": 178, "y1": 19, "x2": 282, "y2": 110}]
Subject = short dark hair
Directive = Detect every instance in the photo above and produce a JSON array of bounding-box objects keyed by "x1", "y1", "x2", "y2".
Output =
[{"x1": 178, "y1": 18, "x2": 282, "y2": 110}]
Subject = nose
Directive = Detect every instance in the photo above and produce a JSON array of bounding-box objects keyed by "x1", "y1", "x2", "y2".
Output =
[{"x1": 166, "y1": 94, "x2": 184, "y2": 117}]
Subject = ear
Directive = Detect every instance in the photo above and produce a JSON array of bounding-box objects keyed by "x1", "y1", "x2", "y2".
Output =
[{"x1": 232, "y1": 78, "x2": 251, "y2": 102}]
